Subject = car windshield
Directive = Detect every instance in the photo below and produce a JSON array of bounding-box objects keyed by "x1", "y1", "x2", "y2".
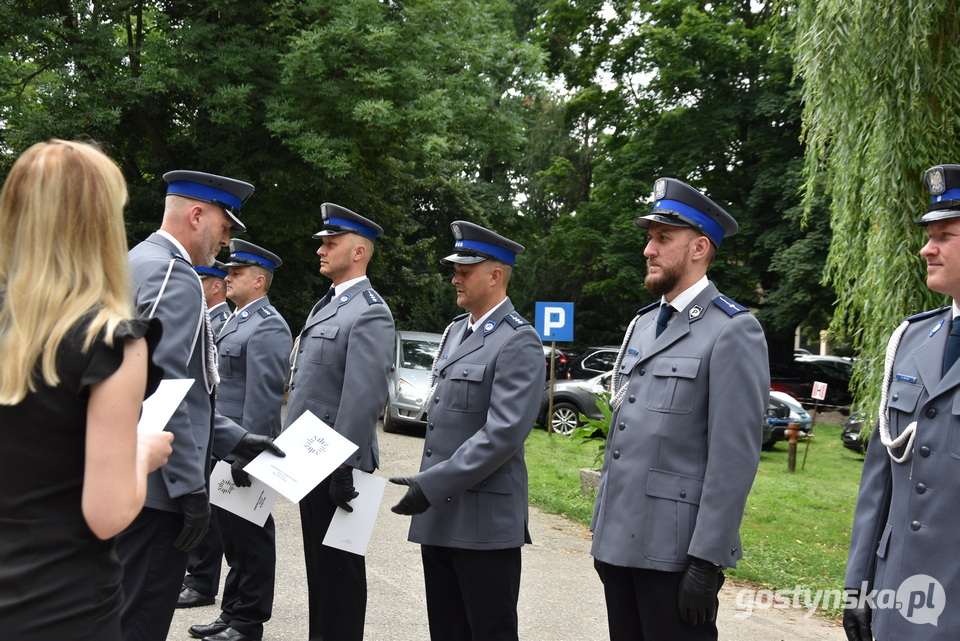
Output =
[{"x1": 400, "y1": 339, "x2": 439, "y2": 370}]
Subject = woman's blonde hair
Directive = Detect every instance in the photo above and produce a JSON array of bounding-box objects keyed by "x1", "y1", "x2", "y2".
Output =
[{"x1": 0, "y1": 139, "x2": 133, "y2": 404}]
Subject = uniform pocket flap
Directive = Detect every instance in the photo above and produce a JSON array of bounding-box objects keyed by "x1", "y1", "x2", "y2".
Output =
[
  {"x1": 645, "y1": 468, "x2": 703, "y2": 505},
  {"x1": 652, "y1": 356, "x2": 701, "y2": 379},
  {"x1": 888, "y1": 380, "x2": 922, "y2": 413},
  {"x1": 877, "y1": 523, "x2": 893, "y2": 559},
  {"x1": 220, "y1": 341, "x2": 243, "y2": 357},
  {"x1": 450, "y1": 363, "x2": 486, "y2": 382},
  {"x1": 469, "y1": 470, "x2": 512, "y2": 494},
  {"x1": 311, "y1": 324, "x2": 339, "y2": 340}
]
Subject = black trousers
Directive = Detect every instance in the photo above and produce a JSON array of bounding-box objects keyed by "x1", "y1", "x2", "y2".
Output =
[
  {"x1": 183, "y1": 513, "x2": 223, "y2": 597},
  {"x1": 217, "y1": 507, "x2": 276, "y2": 638},
  {"x1": 421, "y1": 545, "x2": 522, "y2": 641},
  {"x1": 595, "y1": 560, "x2": 721, "y2": 641},
  {"x1": 116, "y1": 507, "x2": 188, "y2": 641},
  {"x1": 299, "y1": 475, "x2": 366, "y2": 641}
]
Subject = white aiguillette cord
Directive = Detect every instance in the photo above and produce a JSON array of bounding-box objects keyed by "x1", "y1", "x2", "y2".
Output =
[{"x1": 878, "y1": 320, "x2": 916, "y2": 464}]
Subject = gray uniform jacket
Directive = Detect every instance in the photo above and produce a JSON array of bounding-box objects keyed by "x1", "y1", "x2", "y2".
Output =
[
  {"x1": 285, "y1": 278, "x2": 394, "y2": 472},
  {"x1": 591, "y1": 282, "x2": 768, "y2": 571},
  {"x1": 408, "y1": 298, "x2": 545, "y2": 550},
  {"x1": 129, "y1": 233, "x2": 245, "y2": 512},
  {"x1": 846, "y1": 306, "x2": 960, "y2": 640},
  {"x1": 208, "y1": 301, "x2": 231, "y2": 337},
  {"x1": 215, "y1": 297, "x2": 292, "y2": 438}
]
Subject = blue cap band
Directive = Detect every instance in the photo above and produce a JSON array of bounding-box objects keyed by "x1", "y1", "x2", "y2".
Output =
[
  {"x1": 454, "y1": 239, "x2": 516, "y2": 265},
  {"x1": 654, "y1": 198, "x2": 726, "y2": 246},
  {"x1": 167, "y1": 180, "x2": 244, "y2": 212},
  {"x1": 932, "y1": 188, "x2": 960, "y2": 203},
  {"x1": 232, "y1": 251, "x2": 276, "y2": 272},
  {"x1": 195, "y1": 265, "x2": 227, "y2": 279},
  {"x1": 325, "y1": 216, "x2": 379, "y2": 241}
]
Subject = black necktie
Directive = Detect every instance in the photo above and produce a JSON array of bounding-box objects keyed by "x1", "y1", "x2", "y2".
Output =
[
  {"x1": 460, "y1": 326, "x2": 474, "y2": 344},
  {"x1": 317, "y1": 287, "x2": 335, "y2": 310},
  {"x1": 655, "y1": 304, "x2": 674, "y2": 338},
  {"x1": 943, "y1": 317, "x2": 960, "y2": 376}
]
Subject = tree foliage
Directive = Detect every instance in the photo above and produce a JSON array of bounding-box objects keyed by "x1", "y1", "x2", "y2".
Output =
[{"x1": 793, "y1": 0, "x2": 960, "y2": 416}]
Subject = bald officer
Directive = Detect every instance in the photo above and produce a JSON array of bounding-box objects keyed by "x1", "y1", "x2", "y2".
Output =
[
  {"x1": 591, "y1": 178, "x2": 769, "y2": 641},
  {"x1": 120, "y1": 171, "x2": 284, "y2": 641},
  {"x1": 390, "y1": 222, "x2": 545, "y2": 641},
  {"x1": 188, "y1": 240, "x2": 292, "y2": 641},
  {"x1": 286, "y1": 203, "x2": 395, "y2": 641},
  {"x1": 196, "y1": 261, "x2": 231, "y2": 336},
  {"x1": 843, "y1": 165, "x2": 960, "y2": 641}
]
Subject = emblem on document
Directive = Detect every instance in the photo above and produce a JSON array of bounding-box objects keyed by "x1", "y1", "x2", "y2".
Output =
[
  {"x1": 217, "y1": 479, "x2": 237, "y2": 494},
  {"x1": 305, "y1": 435, "x2": 330, "y2": 456}
]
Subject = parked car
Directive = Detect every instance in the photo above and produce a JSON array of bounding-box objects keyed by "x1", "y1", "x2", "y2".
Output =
[
  {"x1": 762, "y1": 391, "x2": 813, "y2": 449},
  {"x1": 769, "y1": 360, "x2": 853, "y2": 412},
  {"x1": 841, "y1": 412, "x2": 867, "y2": 454},
  {"x1": 543, "y1": 345, "x2": 570, "y2": 380},
  {"x1": 539, "y1": 371, "x2": 612, "y2": 435},
  {"x1": 565, "y1": 345, "x2": 619, "y2": 380},
  {"x1": 383, "y1": 330, "x2": 441, "y2": 433}
]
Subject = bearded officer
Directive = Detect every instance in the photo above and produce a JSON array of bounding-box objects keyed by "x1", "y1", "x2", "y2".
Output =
[
  {"x1": 286, "y1": 203, "x2": 395, "y2": 641},
  {"x1": 844, "y1": 164, "x2": 960, "y2": 641},
  {"x1": 188, "y1": 240, "x2": 292, "y2": 641},
  {"x1": 389, "y1": 221, "x2": 545, "y2": 641},
  {"x1": 590, "y1": 177, "x2": 769, "y2": 641}
]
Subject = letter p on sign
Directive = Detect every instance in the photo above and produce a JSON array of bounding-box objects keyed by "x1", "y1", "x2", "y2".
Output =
[{"x1": 535, "y1": 302, "x2": 574, "y2": 343}]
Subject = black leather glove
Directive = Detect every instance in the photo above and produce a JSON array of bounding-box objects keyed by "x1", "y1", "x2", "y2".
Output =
[
  {"x1": 842, "y1": 590, "x2": 871, "y2": 641},
  {"x1": 230, "y1": 459, "x2": 252, "y2": 487},
  {"x1": 678, "y1": 555, "x2": 723, "y2": 626},
  {"x1": 174, "y1": 489, "x2": 211, "y2": 551},
  {"x1": 389, "y1": 476, "x2": 430, "y2": 515},
  {"x1": 231, "y1": 433, "x2": 285, "y2": 461},
  {"x1": 329, "y1": 466, "x2": 359, "y2": 512}
]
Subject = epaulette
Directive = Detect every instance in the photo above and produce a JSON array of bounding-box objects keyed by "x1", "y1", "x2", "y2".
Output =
[
  {"x1": 712, "y1": 295, "x2": 748, "y2": 317},
  {"x1": 637, "y1": 302, "x2": 659, "y2": 316},
  {"x1": 258, "y1": 306, "x2": 275, "y2": 318},
  {"x1": 503, "y1": 311, "x2": 530, "y2": 328},
  {"x1": 363, "y1": 289, "x2": 385, "y2": 305},
  {"x1": 906, "y1": 306, "x2": 950, "y2": 323}
]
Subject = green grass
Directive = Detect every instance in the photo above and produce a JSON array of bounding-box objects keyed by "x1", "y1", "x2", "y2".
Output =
[{"x1": 524, "y1": 422, "x2": 865, "y2": 618}]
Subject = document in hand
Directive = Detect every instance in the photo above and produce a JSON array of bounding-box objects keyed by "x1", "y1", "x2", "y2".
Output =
[
  {"x1": 138, "y1": 378, "x2": 194, "y2": 434},
  {"x1": 323, "y1": 470, "x2": 387, "y2": 556},
  {"x1": 243, "y1": 410, "x2": 359, "y2": 503},
  {"x1": 209, "y1": 460, "x2": 280, "y2": 527}
]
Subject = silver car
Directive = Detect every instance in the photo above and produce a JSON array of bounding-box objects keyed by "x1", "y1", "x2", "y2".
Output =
[{"x1": 383, "y1": 330, "x2": 442, "y2": 433}]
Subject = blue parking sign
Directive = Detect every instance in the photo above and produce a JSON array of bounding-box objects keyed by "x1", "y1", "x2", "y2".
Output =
[{"x1": 535, "y1": 302, "x2": 574, "y2": 342}]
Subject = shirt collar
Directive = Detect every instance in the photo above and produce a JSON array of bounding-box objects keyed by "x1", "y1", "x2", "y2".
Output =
[
  {"x1": 156, "y1": 229, "x2": 192, "y2": 264},
  {"x1": 333, "y1": 275, "x2": 367, "y2": 297},
  {"x1": 468, "y1": 297, "x2": 509, "y2": 332},
  {"x1": 662, "y1": 275, "x2": 709, "y2": 314}
]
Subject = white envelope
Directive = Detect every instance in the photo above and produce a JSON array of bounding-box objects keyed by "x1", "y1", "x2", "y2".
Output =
[
  {"x1": 322, "y1": 471, "x2": 387, "y2": 556},
  {"x1": 243, "y1": 410, "x2": 359, "y2": 503},
  {"x1": 208, "y1": 460, "x2": 279, "y2": 527}
]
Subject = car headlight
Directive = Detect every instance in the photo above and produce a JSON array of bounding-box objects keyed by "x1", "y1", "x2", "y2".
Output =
[{"x1": 397, "y1": 378, "x2": 425, "y2": 402}]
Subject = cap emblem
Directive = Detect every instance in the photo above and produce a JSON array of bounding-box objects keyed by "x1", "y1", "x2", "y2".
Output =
[
  {"x1": 930, "y1": 168, "x2": 946, "y2": 197},
  {"x1": 654, "y1": 178, "x2": 668, "y2": 199},
  {"x1": 452, "y1": 223, "x2": 463, "y2": 240}
]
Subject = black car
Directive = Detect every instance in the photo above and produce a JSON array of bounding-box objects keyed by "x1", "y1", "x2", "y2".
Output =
[
  {"x1": 841, "y1": 412, "x2": 867, "y2": 454},
  {"x1": 566, "y1": 345, "x2": 619, "y2": 380},
  {"x1": 769, "y1": 360, "x2": 853, "y2": 412},
  {"x1": 543, "y1": 346, "x2": 570, "y2": 380}
]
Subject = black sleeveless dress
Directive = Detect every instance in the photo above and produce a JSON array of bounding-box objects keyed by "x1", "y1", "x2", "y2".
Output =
[{"x1": 0, "y1": 316, "x2": 162, "y2": 641}]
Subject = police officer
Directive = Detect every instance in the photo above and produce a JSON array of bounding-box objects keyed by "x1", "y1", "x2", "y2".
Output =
[
  {"x1": 390, "y1": 221, "x2": 545, "y2": 641},
  {"x1": 188, "y1": 240, "x2": 292, "y2": 641},
  {"x1": 119, "y1": 171, "x2": 284, "y2": 641},
  {"x1": 844, "y1": 164, "x2": 960, "y2": 641},
  {"x1": 196, "y1": 261, "x2": 231, "y2": 336},
  {"x1": 178, "y1": 260, "x2": 233, "y2": 610},
  {"x1": 286, "y1": 203, "x2": 395, "y2": 641},
  {"x1": 590, "y1": 178, "x2": 769, "y2": 641}
]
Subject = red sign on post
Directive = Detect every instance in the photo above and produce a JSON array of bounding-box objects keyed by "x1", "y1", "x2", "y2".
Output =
[{"x1": 812, "y1": 381, "x2": 828, "y2": 401}]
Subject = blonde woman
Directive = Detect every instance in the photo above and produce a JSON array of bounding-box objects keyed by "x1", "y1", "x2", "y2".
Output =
[{"x1": 0, "y1": 140, "x2": 173, "y2": 641}]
